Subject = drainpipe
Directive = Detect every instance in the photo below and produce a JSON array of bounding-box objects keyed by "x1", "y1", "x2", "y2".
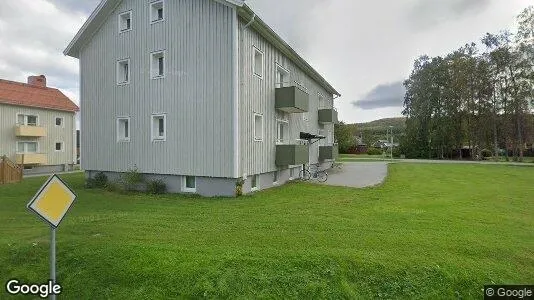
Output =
[{"x1": 239, "y1": 13, "x2": 256, "y2": 180}]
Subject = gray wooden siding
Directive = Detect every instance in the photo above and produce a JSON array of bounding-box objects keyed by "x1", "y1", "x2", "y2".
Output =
[
  {"x1": 0, "y1": 104, "x2": 76, "y2": 165},
  {"x1": 80, "y1": 0, "x2": 235, "y2": 177},
  {"x1": 238, "y1": 18, "x2": 335, "y2": 176}
]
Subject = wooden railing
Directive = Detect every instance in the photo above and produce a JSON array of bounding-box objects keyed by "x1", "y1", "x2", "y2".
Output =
[{"x1": 0, "y1": 155, "x2": 23, "y2": 184}]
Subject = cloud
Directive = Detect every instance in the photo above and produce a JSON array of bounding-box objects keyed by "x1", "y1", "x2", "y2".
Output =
[
  {"x1": 352, "y1": 81, "x2": 405, "y2": 110},
  {"x1": 407, "y1": 0, "x2": 492, "y2": 30},
  {"x1": 0, "y1": 0, "x2": 85, "y2": 104},
  {"x1": 47, "y1": 0, "x2": 100, "y2": 14}
]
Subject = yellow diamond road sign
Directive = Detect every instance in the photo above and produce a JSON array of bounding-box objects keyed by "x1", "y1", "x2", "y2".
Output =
[{"x1": 27, "y1": 175, "x2": 77, "y2": 228}]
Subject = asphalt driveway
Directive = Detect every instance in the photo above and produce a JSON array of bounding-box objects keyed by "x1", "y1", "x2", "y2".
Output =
[{"x1": 322, "y1": 162, "x2": 388, "y2": 188}]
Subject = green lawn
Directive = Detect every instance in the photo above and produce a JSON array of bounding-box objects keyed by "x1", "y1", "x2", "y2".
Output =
[{"x1": 1, "y1": 164, "x2": 533, "y2": 299}]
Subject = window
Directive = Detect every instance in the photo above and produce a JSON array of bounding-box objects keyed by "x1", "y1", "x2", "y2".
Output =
[
  {"x1": 150, "y1": 51, "x2": 165, "y2": 79},
  {"x1": 117, "y1": 59, "x2": 130, "y2": 85},
  {"x1": 251, "y1": 175, "x2": 259, "y2": 191},
  {"x1": 253, "y1": 46, "x2": 264, "y2": 78},
  {"x1": 303, "y1": 113, "x2": 309, "y2": 122},
  {"x1": 289, "y1": 168, "x2": 295, "y2": 180},
  {"x1": 17, "y1": 141, "x2": 38, "y2": 153},
  {"x1": 254, "y1": 113, "x2": 263, "y2": 141},
  {"x1": 183, "y1": 176, "x2": 196, "y2": 193},
  {"x1": 117, "y1": 117, "x2": 130, "y2": 142},
  {"x1": 150, "y1": 0, "x2": 164, "y2": 23},
  {"x1": 119, "y1": 11, "x2": 132, "y2": 32},
  {"x1": 275, "y1": 64, "x2": 290, "y2": 88},
  {"x1": 55, "y1": 142, "x2": 64, "y2": 152},
  {"x1": 277, "y1": 120, "x2": 288, "y2": 144},
  {"x1": 318, "y1": 93, "x2": 325, "y2": 109},
  {"x1": 55, "y1": 117, "x2": 63, "y2": 127},
  {"x1": 17, "y1": 114, "x2": 38, "y2": 126},
  {"x1": 151, "y1": 114, "x2": 166, "y2": 141},
  {"x1": 273, "y1": 171, "x2": 280, "y2": 184}
]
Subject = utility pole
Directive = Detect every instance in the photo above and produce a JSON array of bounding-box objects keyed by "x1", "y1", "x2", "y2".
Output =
[{"x1": 389, "y1": 126, "x2": 393, "y2": 160}]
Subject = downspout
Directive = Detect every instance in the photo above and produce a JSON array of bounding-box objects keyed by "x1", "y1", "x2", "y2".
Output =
[
  {"x1": 232, "y1": 7, "x2": 240, "y2": 179},
  {"x1": 238, "y1": 12, "x2": 256, "y2": 180}
]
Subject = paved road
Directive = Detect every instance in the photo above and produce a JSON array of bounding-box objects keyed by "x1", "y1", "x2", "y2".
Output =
[{"x1": 321, "y1": 162, "x2": 388, "y2": 188}]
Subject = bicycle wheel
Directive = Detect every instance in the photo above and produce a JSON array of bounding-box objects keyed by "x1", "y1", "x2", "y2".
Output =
[
  {"x1": 299, "y1": 169, "x2": 311, "y2": 181},
  {"x1": 317, "y1": 171, "x2": 328, "y2": 182}
]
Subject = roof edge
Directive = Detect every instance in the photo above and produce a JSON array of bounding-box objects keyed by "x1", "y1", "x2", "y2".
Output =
[{"x1": 238, "y1": 4, "x2": 341, "y2": 97}]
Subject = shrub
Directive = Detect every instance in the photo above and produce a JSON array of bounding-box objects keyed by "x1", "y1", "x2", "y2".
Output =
[
  {"x1": 147, "y1": 179, "x2": 167, "y2": 195},
  {"x1": 235, "y1": 178, "x2": 245, "y2": 197},
  {"x1": 105, "y1": 181, "x2": 124, "y2": 193},
  {"x1": 94, "y1": 172, "x2": 108, "y2": 188},
  {"x1": 480, "y1": 149, "x2": 492, "y2": 159},
  {"x1": 367, "y1": 148, "x2": 383, "y2": 155},
  {"x1": 122, "y1": 166, "x2": 144, "y2": 191},
  {"x1": 85, "y1": 178, "x2": 96, "y2": 189}
]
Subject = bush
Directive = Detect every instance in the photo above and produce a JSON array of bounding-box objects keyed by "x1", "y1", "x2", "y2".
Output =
[
  {"x1": 367, "y1": 148, "x2": 383, "y2": 155},
  {"x1": 480, "y1": 149, "x2": 492, "y2": 159},
  {"x1": 122, "y1": 166, "x2": 144, "y2": 191},
  {"x1": 147, "y1": 179, "x2": 167, "y2": 194},
  {"x1": 93, "y1": 172, "x2": 108, "y2": 188},
  {"x1": 235, "y1": 178, "x2": 245, "y2": 197},
  {"x1": 85, "y1": 178, "x2": 96, "y2": 189}
]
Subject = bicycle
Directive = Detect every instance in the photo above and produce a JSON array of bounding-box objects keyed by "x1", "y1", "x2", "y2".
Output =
[
  {"x1": 299, "y1": 163, "x2": 328, "y2": 182},
  {"x1": 330, "y1": 161, "x2": 343, "y2": 170}
]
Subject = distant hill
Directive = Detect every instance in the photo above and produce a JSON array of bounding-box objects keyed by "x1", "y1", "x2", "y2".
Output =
[{"x1": 346, "y1": 117, "x2": 406, "y2": 145}]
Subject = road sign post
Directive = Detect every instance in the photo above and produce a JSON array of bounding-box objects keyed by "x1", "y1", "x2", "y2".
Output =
[{"x1": 27, "y1": 174, "x2": 77, "y2": 300}]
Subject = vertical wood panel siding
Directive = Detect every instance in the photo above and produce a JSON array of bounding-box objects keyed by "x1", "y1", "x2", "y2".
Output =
[
  {"x1": 80, "y1": 0, "x2": 234, "y2": 177},
  {"x1": 0, "y1": 104, "x2": 76, "y2": 165},
  {"x1": 238, "y1": 19, "x2": 336, "y2": 176}
]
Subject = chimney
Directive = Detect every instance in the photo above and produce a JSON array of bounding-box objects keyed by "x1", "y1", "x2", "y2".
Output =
[{"x1": 28, "y1": 75, "x2": 47, "y2": 87}]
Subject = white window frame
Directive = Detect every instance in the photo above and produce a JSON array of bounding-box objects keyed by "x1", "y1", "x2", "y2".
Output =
[
  {"x1": 55, "y1": 142, "x2": 64, "y2": 152},
  {"x1": 150, "y1": 50, "x2": 166, "y2": 79},
  {"x1": 182, "y1": 176, "x2": 197, "y2": 193},
  {"x1": 16, "y1": 141, "x2": 39, "y2": 154},
  {"x1": 117, "y1": 117, "x2": 131, "y2": 142},
  {"x1": 150, "y1": 0, "x2": 165, "y2": 24},
  {"x1": 17, "y1": 114, "x2": 39, "y2": 126},
  {"x1": 276, "y1": 119, "x2": 289, "y2": 144},
  {"x1": 118, "y1": 10, "x2": 132, "y2": 33},
  {"x1": 252, "y1": 46, "x2": 264, "y2": 79},
  {"x1": 318, "y1": 93, "x2": 326, "y2": 109},
  {"x1": 253, "y1": 113, "x2": 263, "y2": 142},
  {"x1": 55, "y1": 117, "x2": 64, "y2": 128},
  {"x1": 117, "y1": 58, "x2": 131, "y2": 85},
  {"x1": 275, "y1": 63, "x2": 290, "y2": 88},
  {"x1": 251, "y1": 174, "x2": 260, "y2": 191},
  {"x1": 151, "y1": 114, "x2": 167, "y2": 142}
]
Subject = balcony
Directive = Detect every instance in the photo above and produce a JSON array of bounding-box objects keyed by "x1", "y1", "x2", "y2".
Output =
[
  {"x1": 275, "y1": 86, "x2": 309, "y2": 113},
  {"x1": 16, "y1": 153, "x2": 47, "y2": 165},
  {"x1": 318, "y1": 109, "x2": 338, "y2": 124},
  {"x1": 319, "y1": 144, "x2": 339, "y2": 161},
  {"x1": 275, "y1": 144, "x2": 309, "y2": 166},
  {"x1": 15, "y1": 125, "x2": 46, "y2": 137}
]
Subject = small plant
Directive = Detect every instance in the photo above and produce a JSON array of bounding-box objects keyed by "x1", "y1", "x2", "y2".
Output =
[
  {"x1": 94, "y1": 172, "x2": 108, "y2": 188},
  {"x1": 235, "y1": 178, "x2": 245, "y2": 197},
  {"x1": 122, "y1": 166, "x2": 144, "y2": 191},
  {"x1": 147, "y1": 179, "x2": 167, "y2": 194},
  {"x1": 85, "y1": 178, "x2": 96, "y2": 189}
]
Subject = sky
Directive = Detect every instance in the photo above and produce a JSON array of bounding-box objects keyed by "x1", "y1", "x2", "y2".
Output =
[{"x1": 0, "y1": 0, "x2": 531, "y2": 124}]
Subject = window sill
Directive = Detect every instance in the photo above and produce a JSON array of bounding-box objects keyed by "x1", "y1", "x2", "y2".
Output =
[
  {"x1": 253, "y1": 73, "x2": 263, "y2": 80},
  {"x1": 183, "y1": 188, "x2": 196, "y2": 193},
  {"x1": 151, "y1": 75, "x2": 165, "y2": 80},
  {"x1": 119, "y1": 28, "x2": 132, "y2": 34},
  {"x1": 117, "y1": 82, "x2": 130, "y2": 86},
  {"x1": 152, "y1": 138, "x2": 166, "y2": 142},
  {"x1": 117, "y1": 139, "x2": 131, "y2": 143},
  {"x1": 150, "y1": 19, "x2": 165, "y2": 25},
  {"x1": 254, "y1": 139, "x2": 263, "y2": 142}
]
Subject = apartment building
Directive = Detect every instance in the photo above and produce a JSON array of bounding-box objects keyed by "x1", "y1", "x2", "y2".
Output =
[
  {"x1": 64, "y1": 0, "x2": 340, "y2": 196},
  {"x1": 0, "y1": 75, "x2": 79, "y2": 174}
]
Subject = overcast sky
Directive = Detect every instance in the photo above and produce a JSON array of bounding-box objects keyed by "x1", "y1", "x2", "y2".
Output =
[{"x1": 0, "y1": 0, "x2": 531, "y2": 123}]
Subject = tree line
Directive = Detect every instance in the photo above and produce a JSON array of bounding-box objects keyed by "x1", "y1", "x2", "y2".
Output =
[{"x1": 400, "y1": 6, "x2": 534, "y2": 161}]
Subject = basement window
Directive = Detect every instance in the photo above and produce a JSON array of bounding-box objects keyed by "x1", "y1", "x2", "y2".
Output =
[
  {"x1": 253, "y1": 46, "x2": 264, "y2": 79},
  {"x1": 183, "y1": 176, "x2": 196, "y2": 193},
  {"x1": 150, "y1": 51, "x2": 165, "y2": 79},
  {"x1": 55, "y1": 142, "x2": 64, "y2": 152},
  {"x1": 117, "y1": 59, "x2": 130, "y2": 85},
  {"x1": 151, "y1": 114, "x2": 166, "y2": 141},
  {"x1": 117, "y1": 117, "x2": 130, "y2": 142},
  {"x1": 150, "y1": 0, "x2": 164, "y2": 24},
  {"x1": 254, "y1": 113, "x2": 263, "y2": 141},
  {"x1": 119, "y1": 11, "x2": 132, "y2": 32},
  {"x1": 251, "y1": 175, "x2": 259, "y2": 191}
]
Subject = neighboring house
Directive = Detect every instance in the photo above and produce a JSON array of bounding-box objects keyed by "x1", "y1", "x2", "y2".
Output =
[
  {"x1": 64, "y1": 0, "x2": 340, "y2": 197},
  {"x1": 348, "y1": 137, "x2": 367, "y2": 154},
  {"x1": 372, "y1": 140, "x2": 399, "y2": 150},
  {"x1": 0, "y1": 75, "x2": 79, "y2": 174}
]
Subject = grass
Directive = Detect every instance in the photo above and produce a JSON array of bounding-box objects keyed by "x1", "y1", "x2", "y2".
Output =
[{"x1": 1, "y1": 164, "x2": 533, "y2": 299}]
